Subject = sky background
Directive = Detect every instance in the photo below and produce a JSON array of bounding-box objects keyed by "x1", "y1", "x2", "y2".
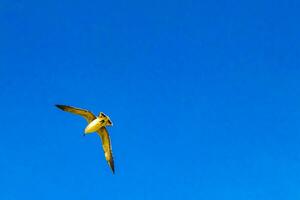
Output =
[{"x1": 0, "y1": 0, "x2": 300, "y2": 199}]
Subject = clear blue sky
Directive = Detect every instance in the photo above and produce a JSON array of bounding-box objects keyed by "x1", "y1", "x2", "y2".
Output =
[{"x1": 0, "y1": 0, "x2": 300, "y2": 199}]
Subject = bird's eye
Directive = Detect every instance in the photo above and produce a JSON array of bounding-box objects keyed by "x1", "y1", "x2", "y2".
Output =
[{"x1": 100, "y1": 120, "x2": 105, "y2": 123}]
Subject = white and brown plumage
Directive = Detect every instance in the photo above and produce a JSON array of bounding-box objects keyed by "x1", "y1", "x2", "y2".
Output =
[{"x1": 55, "y1": 104, "x2": 115, "y2": 174}]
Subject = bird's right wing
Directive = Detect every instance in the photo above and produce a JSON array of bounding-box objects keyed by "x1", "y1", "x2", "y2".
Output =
[
  {"x1": 97, "y1": 127, "x2": 115, "y2": 174},
  {"x1": 56, "y1": 105, "x2": 96, "y2": 123}
]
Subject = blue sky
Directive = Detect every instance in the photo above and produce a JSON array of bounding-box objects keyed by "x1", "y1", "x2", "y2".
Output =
[{"x1": 0, "y1": 0, "x2": 300, "y2": 199}]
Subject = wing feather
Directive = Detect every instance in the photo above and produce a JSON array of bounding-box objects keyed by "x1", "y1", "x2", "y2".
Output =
[
  {"x1": 97, "y1": 127, "x2": 115, "y2": 174},
  {"x1": 56, "y1": 105, "x2": 96, "y2": 123}
]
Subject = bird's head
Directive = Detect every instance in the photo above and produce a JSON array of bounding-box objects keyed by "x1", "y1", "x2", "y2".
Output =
[{"x1": 99, "y1": 112, "x2": 113, "y2": 126}]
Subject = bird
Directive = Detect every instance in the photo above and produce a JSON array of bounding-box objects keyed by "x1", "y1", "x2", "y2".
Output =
[{"x1": 55, "y1": 104, "x2": 115, "y2": 174}]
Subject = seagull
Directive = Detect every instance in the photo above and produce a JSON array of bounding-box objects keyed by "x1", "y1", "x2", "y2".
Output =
[{"x1": 55, "y1": 104, "x2": 115, "y2": 174}]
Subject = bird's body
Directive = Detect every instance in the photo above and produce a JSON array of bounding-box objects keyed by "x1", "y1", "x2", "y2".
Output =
[
  {"x1": 55, "y1": 104, "x2": 115, "y2": 174},
  {"x1": 85, "y1": 118, "x2": 103, "y2": 133},
  {"x1": 85, "y1": 113, "x2": 113, "y2": 133}
]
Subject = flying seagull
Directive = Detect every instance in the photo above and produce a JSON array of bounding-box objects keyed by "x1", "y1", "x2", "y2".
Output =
[{"x1": 55, "y1": 104, "x2": 115, "y2": 174}]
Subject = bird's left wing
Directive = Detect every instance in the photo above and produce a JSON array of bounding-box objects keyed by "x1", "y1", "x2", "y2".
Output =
[
  {"x1": 56, "y1": 104, "x2": 96, "y2": 123},
  {"x1": 97, "y1": 127, "x2": 115, "y2": 174}
]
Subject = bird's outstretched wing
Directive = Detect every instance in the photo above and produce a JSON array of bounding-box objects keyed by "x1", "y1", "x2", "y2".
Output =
[
  {"x1": 97, "y1": 127, "x2": 115, "y2": 174},
  {"x1": 56, "y1": 105, "x2": 96, "y2": 123}
]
